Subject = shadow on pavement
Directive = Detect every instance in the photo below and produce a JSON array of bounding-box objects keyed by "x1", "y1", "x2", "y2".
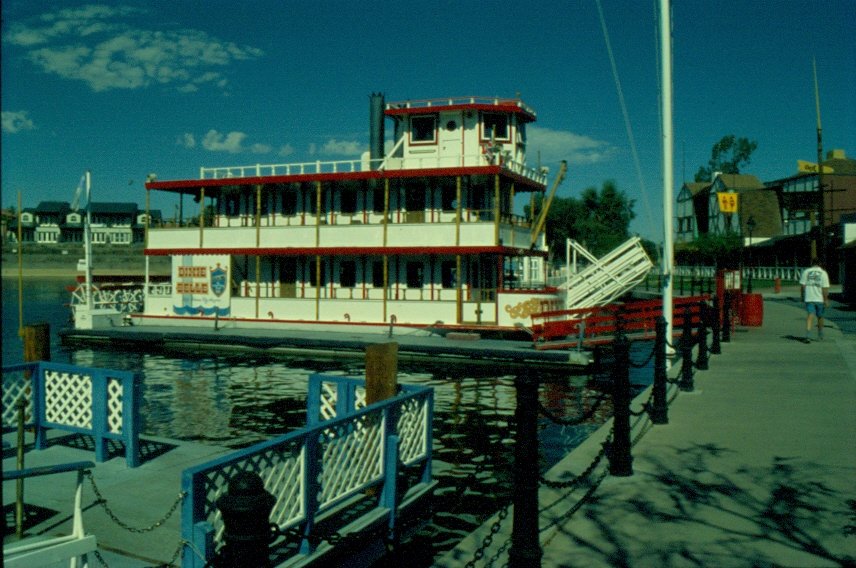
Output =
[{"x1": 545, "y1": 443, "x2": 856, "y2": 567}]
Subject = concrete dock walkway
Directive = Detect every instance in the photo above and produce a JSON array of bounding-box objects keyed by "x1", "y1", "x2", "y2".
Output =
[{"x1": 439, "y1": 294, "x2": 856, "y2": 567}]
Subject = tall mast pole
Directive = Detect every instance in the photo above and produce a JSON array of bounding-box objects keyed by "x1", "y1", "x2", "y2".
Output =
[
  {"x1": 660, "y1": 0, "x2": 674, "y2": 346},
  {"x1": 813, "y1": 58, "x2": 825, "y2": 265},
  {"x1": 85, "y1": 171, "x2": 93, "y2": 307}
]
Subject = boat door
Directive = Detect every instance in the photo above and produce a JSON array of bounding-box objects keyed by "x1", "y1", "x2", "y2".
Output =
[
  {"x1": 461, "y1": 257, "x2": 497, "y2": 324},
  {"x1": 438, "y1": 111, "x2": 463, "y2": 167}
]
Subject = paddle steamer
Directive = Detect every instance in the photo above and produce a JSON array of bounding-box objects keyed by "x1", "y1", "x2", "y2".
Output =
[{"x1": 135, "y1": 94, "x2": 565, "y2": 336}]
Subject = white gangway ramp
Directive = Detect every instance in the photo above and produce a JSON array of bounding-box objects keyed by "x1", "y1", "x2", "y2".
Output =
[{"x1": 563, "y1": 237, "x2": 654, "y2": 310}]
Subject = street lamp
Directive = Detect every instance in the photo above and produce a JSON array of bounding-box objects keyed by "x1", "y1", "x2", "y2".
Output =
[{"x1": 746, "y1": 215, "x2": 757, "y2": 293}]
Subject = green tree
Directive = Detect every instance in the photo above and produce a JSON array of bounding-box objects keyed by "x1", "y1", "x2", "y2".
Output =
[
  {"x1": 640, "y1": 238, "x2": 660, "y2": 265},
  {"x1": 679, "y1": 232, "x2": 742, "y2": 269},
  {"x1": 694, "y1": 135, "x2": 758, "y2": 182},
  {"x1": 530, "y1": 180, "x2": 636, "y2": 259}
]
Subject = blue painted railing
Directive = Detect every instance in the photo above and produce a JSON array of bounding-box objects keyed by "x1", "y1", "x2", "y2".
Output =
[
  {"x1": 1, "y1": 362, "x2": 141, "y2": 468},
  {"x1": 181, "y1": 373, "x2": 434, "y2": 568}
]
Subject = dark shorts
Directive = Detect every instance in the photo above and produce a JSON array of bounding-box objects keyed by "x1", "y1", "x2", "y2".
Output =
[{"x1": 805, "y1": 302, "x2": 825, "y2": 317}]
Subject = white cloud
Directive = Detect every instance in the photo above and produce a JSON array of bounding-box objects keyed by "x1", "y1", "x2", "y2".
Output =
[
  {"x1": 319, "y1": 138, "x2": 364, "y2": 156},
  {"x1": 2, "y1": 111, "x2": 36, "y2": 133},
  {"x1": 278, "y1": 144, "x2": 295, "y2": 157},
  {"x1": 527, "y1": 126, "x2": 616, "y2": 166},
  {"x1": 177, "y1": 133, "x2": 195, "y2": 148},
  {"x1": 3, "y1": 5, "x2": 263, "y2": 92},
  {"x1": 201, "y1": 129, "x2": 248, "y2": 153},
  {"x1": 180, "y1": 129, "x2": 277, "y2": 155}
]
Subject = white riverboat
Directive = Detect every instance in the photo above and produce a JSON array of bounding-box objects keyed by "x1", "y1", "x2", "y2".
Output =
[{"x1": 133, "y1": 94, "x2": 566, "y2": 337}]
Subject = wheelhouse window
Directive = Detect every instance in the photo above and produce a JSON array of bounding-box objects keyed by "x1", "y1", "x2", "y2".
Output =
[
  {"x1": 410, "y1": 115, "x2": 437, "y2": 144},
  {"x1": 482, "y1": 113, "x2": 509, "y2": 141}
]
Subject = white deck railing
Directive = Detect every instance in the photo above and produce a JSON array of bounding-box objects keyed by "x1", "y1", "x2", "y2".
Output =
[
  {"x1": 385, "y1": 96, "x2": 536, "y2": 117},
  {"x1": 198, "y1": 154, "x2": 547, "y2": 185}
]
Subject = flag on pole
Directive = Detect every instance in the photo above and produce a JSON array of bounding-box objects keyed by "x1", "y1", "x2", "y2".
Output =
[{"x1": 71, "y1": 173, "x2": 89, "y2": 211}]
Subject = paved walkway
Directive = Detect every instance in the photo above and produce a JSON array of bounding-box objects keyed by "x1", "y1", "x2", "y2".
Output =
[{"x1": 439, "y1": 295, "x2": 856, "y2": 567}]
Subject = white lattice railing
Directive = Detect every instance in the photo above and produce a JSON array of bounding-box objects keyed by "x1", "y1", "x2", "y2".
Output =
[
  {"x1": 2, "y1": 362, "x2": 141, "y2": 468},
  {"x1": 673, "y1": 265, "x2": 804, "y2": 282},
  {"x1": 180, "y1": 373, "x2": 433, "y2": 568}
]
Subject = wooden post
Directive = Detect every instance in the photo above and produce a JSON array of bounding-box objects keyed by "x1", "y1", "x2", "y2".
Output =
[
  {"x1": 365, "y1": 342, "x2": 398, "y2": 405},
  {"x1": 23, "y1": 322, "x2": 50, "y2": 362}
]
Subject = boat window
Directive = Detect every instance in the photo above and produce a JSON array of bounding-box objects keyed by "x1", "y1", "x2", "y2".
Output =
[
  {"x1": 441, "y1": 261, "x2": 456, "y2": 288},
  {"x1": 308, "y1": 260, "x2": 327, "y2": 287},
  {"x1": 410, "y1": 115, "x2": 437, "y2": 144},
  {"x1": 372, "y1": 188, "x2": 385, "y2": 213},
  {"x1": 481, "y1": 113, "x2": 509, "y2": 141},
  {"x1": 281, "y1": 191, "x2": 297, "y2": 216},
  {"x1": 339, "y1": 261, "x2": 356, "y2": 288},
  {"x1": 406, "y1": 262, "x2": 424, "y2": 288},
  {"x1": 441, "y1": 185, "x2": 457, "y2": 212},
  {"x1": 372, "y1": 261, "x2": 385, "y2": 287},
  {"x1": 340, "y1": 188, "x2": 358, "y2": 215}
]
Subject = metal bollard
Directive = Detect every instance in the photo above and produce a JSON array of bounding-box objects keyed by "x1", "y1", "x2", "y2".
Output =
[
  {"x1": 215, "y1": 471, "x2": 276, "y2": 567},
  {"x1": 695, "y1": 301, "x2": 709, "y2": 371},
  {"x1": 710, "y1": 296, "x2": 722, "y2": 355},
  {"x1": 508, "y1": 374, "x2": 543, "y2": 568},
  {"x1": 650, "y1": 316, "x2": 668, "y2": 425},
  {"x1": 678, "y1": 307, "x2": 695, "y2": 392},
  {"x1": 608, "y1": 332, "x2": 633, "y2": 476}
]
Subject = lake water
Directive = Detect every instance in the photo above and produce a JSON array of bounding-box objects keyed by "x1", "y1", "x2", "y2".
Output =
[{"x1": 3, "y1": 277, "x2": 652, "y2": 565}]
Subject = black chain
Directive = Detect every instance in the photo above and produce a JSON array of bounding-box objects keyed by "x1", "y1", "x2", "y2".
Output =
[
  {"x1": 92, "y1": 539, "x2": 190, "y2": 567},
  {"x1": 86, "y1": 472, "x2": 186, "y2": 533},
  {"x1": 628, "y1": 342, "x2": 657, "y2": 368},
  {"x1": 464, "y1": 504, "x2": 510, "y2": 568},
  {"x1": 630, "y1": 385, "x2": 658, "y2": 417},
  {"x1": 540, "y1": 435, "x2": 609, "y2": 490}
]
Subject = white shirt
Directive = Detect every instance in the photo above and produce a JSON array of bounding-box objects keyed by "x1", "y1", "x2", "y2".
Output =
[{"x1": 800, "y1": 266, "x2": 830, "y2": 303}]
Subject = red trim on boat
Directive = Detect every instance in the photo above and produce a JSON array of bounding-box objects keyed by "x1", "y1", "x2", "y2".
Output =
[
  {"x1": 145, "y1": 165, "x2": 545, "y2": 192},
  {"x1": 145, "y1": 245, "x2": 548, "y2": 257},
  {"x1": 385, "y1": 103, "x2": 536, "y2": 122}
]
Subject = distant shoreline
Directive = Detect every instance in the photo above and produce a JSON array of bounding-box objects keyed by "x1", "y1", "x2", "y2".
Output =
[{"x1": 1, "y1": 267, "x2": 172, "y2": 279}]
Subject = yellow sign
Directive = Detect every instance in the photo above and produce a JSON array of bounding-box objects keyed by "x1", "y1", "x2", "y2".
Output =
[
  {"x1": 717, "y1": 192, "x2": 738, "y2": 213},
  {"x1": 797, "y1": 160, "x2": 833, "y2": 174}
]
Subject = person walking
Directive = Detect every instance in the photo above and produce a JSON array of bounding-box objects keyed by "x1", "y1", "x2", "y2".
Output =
[{"x1": 799, "y1": 258, "x2": 830, "y2": 342}]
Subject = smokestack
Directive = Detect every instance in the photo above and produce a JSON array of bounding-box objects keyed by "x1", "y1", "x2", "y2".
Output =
[{"x1": 369, "y1": 93, "x2": 385, "y2": 170}]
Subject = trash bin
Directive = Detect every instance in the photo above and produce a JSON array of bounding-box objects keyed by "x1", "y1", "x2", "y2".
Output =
[{"x1": 739, "y1": 293, "x2": 764, "y2": 326}]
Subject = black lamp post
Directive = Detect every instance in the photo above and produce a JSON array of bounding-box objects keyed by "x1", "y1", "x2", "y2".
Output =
[{"x1": 746, "y1": 215, "x2": 756, "y2": 293}]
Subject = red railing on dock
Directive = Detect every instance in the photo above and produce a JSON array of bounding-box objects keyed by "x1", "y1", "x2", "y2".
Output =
[{"x1": 531, "y1": 296, "x2": 709, "y2": 350}]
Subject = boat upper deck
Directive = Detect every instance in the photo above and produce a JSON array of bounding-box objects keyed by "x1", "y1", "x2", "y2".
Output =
[
  {"x1": 146, "y1": 94, "x2": 547, "y2": 191},
  {"x1": 146, "y1": 158, "x2": 546, "y2": 190}
]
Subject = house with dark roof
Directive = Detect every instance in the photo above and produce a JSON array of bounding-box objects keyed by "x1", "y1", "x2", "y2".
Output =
[
  {"x1": 34, "y1": 201, "x2": 71, "y2": 244},
  {"x1": 7, "y1": 200, "x2": 161, "y2": 246},
  {"x1": 765, "y1": 149, "x2": 856, "y2": 238},
  {"x1": 705, "y1": 174, "x2": 781, "y2": 243},
  {"x1": 676, "y1": 181, "x2": 709, "y2": 243},
  {"x1": 677, "y1": 149, "x2": 856, "y2": 271}
]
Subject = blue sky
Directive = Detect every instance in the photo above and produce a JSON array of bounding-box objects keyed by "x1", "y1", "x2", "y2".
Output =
[{"x1": 2, "y1": 0, "x2": 854, "y2": 242}]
